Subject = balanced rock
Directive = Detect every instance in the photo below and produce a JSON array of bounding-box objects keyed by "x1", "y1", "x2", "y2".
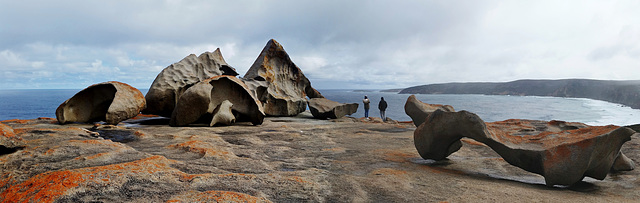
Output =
[
  {"x1": 144, "y1": 49, "x2": 239, "y2": 117},
  {"x1": 404, "y1": 95, "x2": 454, "y2": 127},
  {"x1": 414, "y1": 109, "x2": 636, "y2": 186},
  {"x1": 243, "y1": 39, "x2": 324, "y2": 116},
  {"x1": 170, "y1": 75, "x2": 265, "y2": 126},
  {"x1": 308, "y1": 98, "x2": 358, "y2": 119},
  {"x1": 56, "y1": 81, "x2": 146, "y2": 125}
]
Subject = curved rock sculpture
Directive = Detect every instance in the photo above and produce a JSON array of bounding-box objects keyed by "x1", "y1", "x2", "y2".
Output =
[
  {"x1": 612, "y1": 152, "x2": 635, "y2": 171},
  {"x1": 56, "y1": 81, "x2": 146, "y2": 125},
  {"x1": 404, "y1": 95, "x2": 454, "y2": 127},
  {"x1": 308, "y1": 98, "x2": 359, "y2": 119},
  {"x1": 414, "y1": 109, "x2": 637, "y2": 186},
  {"x1": 145, "y1": 48, "x2": 239, "y2": 117},
  {"x1": 210, "y1": 100, "x2": 236, "y2": 126},
  {"x1": 243, "y1": 39, "x2": 324, "y2": 116},
  {"x1": 170, "y1": 75, "x2": 265, "y2": 126}
]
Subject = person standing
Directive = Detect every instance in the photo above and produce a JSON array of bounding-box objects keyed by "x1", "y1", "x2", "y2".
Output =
[
  {"x1": 378, "y1": 97, "x2": 388, "y2": 121},
  {"x1": 363, "y1": 96, "x2": 370, "y2": 118}
]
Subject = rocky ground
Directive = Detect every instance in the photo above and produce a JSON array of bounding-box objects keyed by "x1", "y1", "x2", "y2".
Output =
[{"x1": 1, "y1": 112, "x2": 640, "y2": 202}]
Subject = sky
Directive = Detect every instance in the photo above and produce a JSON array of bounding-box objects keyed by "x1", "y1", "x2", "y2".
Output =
[{"x1": 1, "y1": 0, "x2": 639, "y2": 90}]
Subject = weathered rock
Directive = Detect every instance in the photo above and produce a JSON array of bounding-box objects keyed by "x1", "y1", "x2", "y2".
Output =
[
  {"x1": 404, "y1": 95, "x2": 454, "y2": 127},
  {"x1": 612, "y1": 151, "x2": 635, "y2": 171},
  {"x1": 243, "y1": 39, "x2": 324, "y2": 116},
  {"x1": 170, "y1": 75, "x2": 265, "y2": 126},
  {"x1": 0, "y1": 123, "x2": 25, "y2": 154},
  {"x1": 414, "y1": 109, "x2": 636, "y2": 186},
  {"x1": 56, "y1": 81, "x2": 146, "y2": 125},
  {"x1": 210, "y1": 100, "x2": 235, "y2": 126},
  {"x1": 144, "y1": 49, "x2": 238, "y2": 117},
  {"x1": 167, "y1": 190, "x2": 272, "y2": 203},
  {"x1": 3, "y1": 116, "x2": 640, "y2": 202},
  {"x1": 308, "y1": 98, "x2": 358, "y2": 119}
]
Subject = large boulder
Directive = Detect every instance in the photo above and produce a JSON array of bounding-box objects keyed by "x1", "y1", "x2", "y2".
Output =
[
  {"x1": 243, "y1": 39, "x2": 324, "y2": 116},
  {"x1": 56, "y1": 81, "x2": 146, "y2": 125},
  {"x1": 144, "y1": 49, "x2": 238, "y2": 117},
  {"x1": 414, "y1": 109, "x2": 637, "y2": 186},
  {"x1": 404, "y1": 95, "x2": 454, "y2": 126},
  {"x1": 308, "y1": 98, "x2": 358, "y2": 119},
  {"x1": 170, "y1": 75, "x2": 265, "y2": 126}
]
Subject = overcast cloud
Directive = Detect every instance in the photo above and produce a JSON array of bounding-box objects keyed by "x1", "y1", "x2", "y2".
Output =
[{"x1": 1, "y1": 0, "x2": 639, "y2": 89}]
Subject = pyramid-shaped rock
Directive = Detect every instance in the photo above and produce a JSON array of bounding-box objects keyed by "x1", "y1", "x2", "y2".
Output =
[
  {"x1": 144, "y1": 48, "x2": 238, "y2": 117},
  {"x1": 243, "y1": 39, "x2": 324, "y2": 116}
]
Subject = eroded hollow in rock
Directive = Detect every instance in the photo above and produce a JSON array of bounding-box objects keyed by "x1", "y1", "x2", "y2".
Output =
[
  {"x1": 57, "y1": 84, "x2": 117, "y2": 124},
  {"x1": 94, "y1": 129, "x2": 138, "y2": 143},
  {"x1": 0, "y1": 146, "x2": 25, "y2": 156}
]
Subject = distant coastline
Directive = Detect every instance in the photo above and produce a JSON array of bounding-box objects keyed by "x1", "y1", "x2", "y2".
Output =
[{"x1": 399, "y1": 79, "x2": 640, "y2": 109}]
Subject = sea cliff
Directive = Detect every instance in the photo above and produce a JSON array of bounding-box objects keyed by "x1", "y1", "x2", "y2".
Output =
[{"x1": 400, "y1": 79, "x2": 640, "y2": 109}]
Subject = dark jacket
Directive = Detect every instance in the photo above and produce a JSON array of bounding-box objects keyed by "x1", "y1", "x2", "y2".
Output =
[
  {"x1": 363, "y1": 98, "x2": 370, "y2": 109},
  {"x1": 378, "y1": 98, "x2": 387, "y2": 111}
]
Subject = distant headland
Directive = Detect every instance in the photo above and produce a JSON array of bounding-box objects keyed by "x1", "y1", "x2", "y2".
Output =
[{"x1": 399, "y1": 79, "x2": 640, "y2": 109}]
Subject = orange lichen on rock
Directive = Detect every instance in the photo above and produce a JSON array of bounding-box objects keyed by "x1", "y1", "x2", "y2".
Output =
[
  {"x1": 286, "y1": 176, "x2": 311, "y2": 184},
  {"x1": 134, "y1": 130, "x2": 146, "y2": 137},
  {"x1": 168, "y1": 140, "x2": 233, "y2": 158},
  {"x1": 537, "y1": 125, "x2": 619, "y2": 149},
  {"x1": 11, "y1": 128, "x2": 29, "y2": 135},
  {"x1": 0, "y1": 123, "x2": 16, "y2": 138},
  {"x1": 13, "y1": 154, "x2": 182, "y2": 200},
  {"x1": 130, "y1": 114, "x2": 159, "y2": 120},
  {"x1": 0, "y1": 119, "x2": 30, "y2": 124},
  {"x1": 376, "y1": 149, "x2": 415, "y2": 163},
  {"x1": 0, "y1": 173, "x2": 15, "y2": 188},
  {"x1": 487, "y1": 121, "x2": 619, "y2": 149},
  {"x1": 0, "y1": 170, "x2": 84, "y2": 203}
]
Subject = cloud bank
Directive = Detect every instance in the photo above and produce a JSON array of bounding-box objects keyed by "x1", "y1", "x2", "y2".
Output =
[{"x1": 1, "y1": 0, "x2": 639, "y2": 89}]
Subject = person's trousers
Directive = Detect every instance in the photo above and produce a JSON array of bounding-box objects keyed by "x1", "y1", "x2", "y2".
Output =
[
  {"x1": 380, "y1": 110, "x2": 386, "y2": 121},
  {"x1": 365, "y1": 108, "x2": 369, "y2": 117}
]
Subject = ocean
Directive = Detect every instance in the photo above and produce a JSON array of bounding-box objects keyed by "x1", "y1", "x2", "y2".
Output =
[{"x1": 1, "y1": 89, "x2": 639, "y2": 126}]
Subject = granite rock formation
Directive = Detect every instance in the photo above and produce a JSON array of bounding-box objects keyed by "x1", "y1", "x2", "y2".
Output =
[
  {"x1": 413, "y1": 108, "x2": 637, "y2": 186},
  {"x1": 3, "y1": 115, "x2": 640, "y2": 201},
  {"x1": 144, "y1": 49, "x2": 239, "y2": 117},
  {"x1": 170, "y1": 75, "x2": 265, "y2": 126},
  {"x1": 56, "y1": 81, "x2": 146, "y2": 125},
  {"x1": 308, "y1": 98, "x2": 358, "y2": 119},
  {"x1": 243, "y1": 39, "x2": 324, "y2": 116},
  {"x1": 210, "y1": 100, "x2": 236, "y2": 126},
  {"x1": 0, "y1": 123, "x2": 25, "y2": 154},
  {"x1": 612, "y1": 152, "x2": 635, "y2": 171},
  {"x1": 404, "y1": 95, "x2": 454, "y2": 127}
]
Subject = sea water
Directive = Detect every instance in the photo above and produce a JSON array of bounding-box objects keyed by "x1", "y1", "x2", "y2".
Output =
[
  {"x1": 321, "y1": 89, "x2": 640, "y2": 126},
  {"x1": 1, "y1": 89, "x2": 639, "y2": 126}
]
